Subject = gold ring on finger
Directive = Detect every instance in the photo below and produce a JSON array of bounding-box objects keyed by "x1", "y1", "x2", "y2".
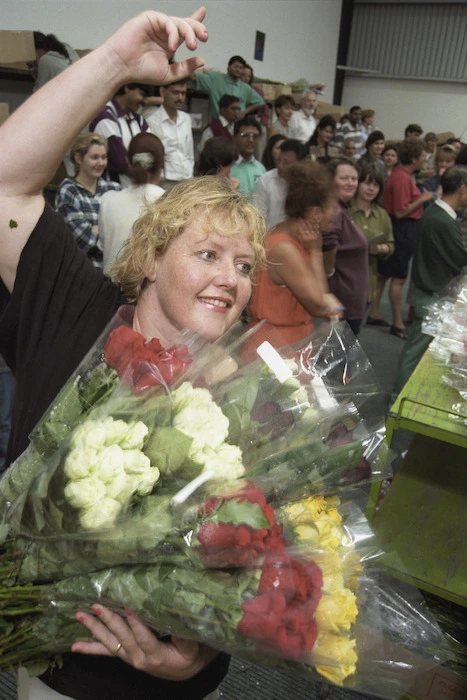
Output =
[{"x1": 112, "y1": 641, "x2": 122, "y2": 655}]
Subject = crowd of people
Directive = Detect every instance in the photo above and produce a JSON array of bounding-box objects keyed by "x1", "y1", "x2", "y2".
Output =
[{"x1": 1, "y1": 7, "x2": 467, "y2": 699}]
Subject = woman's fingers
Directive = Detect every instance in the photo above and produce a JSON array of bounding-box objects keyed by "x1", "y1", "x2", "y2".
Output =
[
  {"x1": 165, "y1": 56, "x2": 205, "y2": 83},
  {"x1": 124, "y1": 609, "x2": 166, "y2": 654},
  {"x1": 147, "y1": 9, "x2": 208, "y2": 54},
  {"x1": 73, "y1": 605, "x2": 131, "y2": 657}
]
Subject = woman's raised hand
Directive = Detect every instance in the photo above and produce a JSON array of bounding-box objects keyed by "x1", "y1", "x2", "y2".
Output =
[
  {"x1": 296, "y1": 217, "x2": 322, "y2": 251},
  {"x1": 103, "y1": 7, "x2": 208, "y2": 87},
  {"x1": 73, "y1": 604, "x2": 218, "y2": 680}
]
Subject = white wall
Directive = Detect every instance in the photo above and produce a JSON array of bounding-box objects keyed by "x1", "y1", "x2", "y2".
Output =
[
  {"x1": 342, "y1": 76, "x2": 467, "y2": 142},
  {"x1": 2, "y1": 1, "x2": 342, "y2": 106}
]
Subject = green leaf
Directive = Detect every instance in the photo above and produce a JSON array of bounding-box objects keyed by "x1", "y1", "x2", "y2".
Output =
[
  {"x1": 23, "y1": 659, "x2": 51, "y2": 677},
  {"x1": 173, "y1": 589, "x2": 207, "y2": 615},
  {"x1": 221, "y1": 373, "x2": 259, "y2": 412},
  {"x1": 79, "y1": 362, "x2": 118, "y2": 412},
  {"x1": 32, "y1": 377, "x2": 83, "y2": 457},
  {"x1": 9, "y1": 219, "x2": 18, "y2": 228},
  {"x1": 318, "y1": 440, "x2": 363, "y2": 478},
  {"x1": 215, "y1": 499, "x2": 270, "y2": 529},
  {"x1": 144, "y1": 427, "x2": 192, "y2": 475}
]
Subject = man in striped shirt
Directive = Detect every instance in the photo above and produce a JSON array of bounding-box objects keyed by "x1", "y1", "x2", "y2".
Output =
[{"x1": 90, "y1": 83, "x2": 150, "y2": 186}]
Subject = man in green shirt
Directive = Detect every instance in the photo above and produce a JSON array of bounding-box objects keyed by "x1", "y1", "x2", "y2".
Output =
[
  {"x1": 392, "y1": 166, "x2": 467, "y2": 400},
  {"x1": 193, "y1": 55, "x2": 264, "y2": 119},
  {"x1": 230, "y1": 116, "x2": 266, "y2": 199}
]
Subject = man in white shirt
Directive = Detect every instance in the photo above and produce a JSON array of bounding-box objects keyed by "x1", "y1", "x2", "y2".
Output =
[
  {"x1": 146, "y1": 79, "x2": 194, "y2": 188},
  {"x1": 289, "y1": 91, "x2": 318, "y2": 143},
  {"x1": 253, "y1": 139, "x2": 304, "y2": 228}
]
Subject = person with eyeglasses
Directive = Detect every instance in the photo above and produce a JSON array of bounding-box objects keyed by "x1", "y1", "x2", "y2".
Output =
[{"x1": 230, "y1": 116, "x2": 266, "y2": 198}]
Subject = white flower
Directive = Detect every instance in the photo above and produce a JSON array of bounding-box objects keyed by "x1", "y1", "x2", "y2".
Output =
[
  {"x1": 92, "y1": 444, "x2": 125, "y2": 483},
  {"x1": 64, "y1": 476, "x2": 106, "y2": 509},
  {"x1": 122, "y1": 449, "x2": 151, "y2": 474},
  {"x1": 71, "y1": 421, "x2": 107, "y2": 451},
  {"x1": 189, "y1": 443, "x2": 217, "y2": 466},
  {"x1": 119, "y1": 421, "x2": 149, "y2": 450},
  {"x1": 105, "y1": 472, "x2": 139, "y2": 504},
  {"x1": 203, "y1": 443, "x2": 245, "y2": 479},
  {"x1": 173, "y1": 394, "x2": 229, "y2": 454},
  {"x1": 79, "y1": 498, "x2": 122, "y2": 531},
  {"x1": 135, "y1": 466, "x2": 161, "y2": 496},
  {"x1": 171, "y1": 382, "x2": 214, "y2": 412},
  {"x1": 101, "y1": 417, "x2": 132, "y2": 445},
  {"x1": 64, "y1": 447, "x2": 98, "y2": 480}
]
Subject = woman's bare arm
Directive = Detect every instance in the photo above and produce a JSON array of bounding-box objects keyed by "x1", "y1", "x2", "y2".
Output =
[{"x1": 0, "y1": 7, "x2": 207, "y2": 291}]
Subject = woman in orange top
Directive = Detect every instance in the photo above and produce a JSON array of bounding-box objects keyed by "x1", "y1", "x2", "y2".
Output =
[{"x1": 249, "y1": 161, "x2": 342, "y2": 344}]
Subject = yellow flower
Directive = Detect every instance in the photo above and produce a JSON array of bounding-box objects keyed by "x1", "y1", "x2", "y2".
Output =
[
  {"x1": 313, "y1": 552, "x2": 343, "y2": 593},
  {"x1": 283, "y1": 495, "x2": 328, "y2": 523},
  {"x1": 295, "y1": 524, "x2": 320, "y2": 546},
  {"x1": 340, "y1": 550, "x2": 362, "y2": 591},
  {"x1": 314, "y1": 520, "x2": 343, "y2": 550},
  {"x1": 304, "y1": 495, "x2": 329, "y2": 520},
  {"x1": 323, "y1": 570, "x2": 345, "y2": 594},
  {"x1": 325, "y1": 494, "x2": 341, "y2": 509},
  {"x1": 322, "y1": 507, "x2": 342, "y2": 526},
  {"x1": 312, "y1": 632, "x2": 358, "y2": 685},
  {"x1": 315, "y1": 588, "x2": 358, "y2": 632}
]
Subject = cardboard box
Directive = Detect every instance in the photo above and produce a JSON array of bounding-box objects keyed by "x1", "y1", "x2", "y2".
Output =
[
  {"x1": 0, "y1": 103, "x2": 10, "y2": 127},
  {"x1": 253, "y1": 83, "x2": 277, "y2": 103},
  {"x1": 0, "y1": 30, "x2": 35, "y2": 64},
  {"x1": 315, "y1": 100, "x2": 346, "y2": 123},
  {"x1": 273, "y1": 84, "x2": 292, "y2": 99},
  {"x1": 435, "y1": 131, "x2": 456, "y2": 145}
]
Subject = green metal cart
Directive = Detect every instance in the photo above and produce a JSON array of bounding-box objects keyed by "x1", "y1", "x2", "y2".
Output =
[{"x1": 368, "y1": 350, "x2": 467, "y2": 607}]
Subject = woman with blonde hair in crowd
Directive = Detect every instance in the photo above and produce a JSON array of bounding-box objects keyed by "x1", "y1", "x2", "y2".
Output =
[
  {"x1": 249, "y1": 160, "x2": 342, "y2": 344},
  {"x1": 99, "y1": 132, "x2": 165, "y2": 274},
  {"x1": 56, "y1": 132, "x2": 121, "y2": 267}
]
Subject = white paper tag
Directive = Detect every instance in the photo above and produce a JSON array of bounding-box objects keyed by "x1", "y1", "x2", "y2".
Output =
[
  {"x1": 311, "y1": 376, "x2": 338, "y2": 410},
  {"x1": 256, "y1": 341, "x2": 293, "y2": 383}
]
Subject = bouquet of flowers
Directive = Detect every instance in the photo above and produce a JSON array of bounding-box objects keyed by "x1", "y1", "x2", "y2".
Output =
[
  {"x1": 0, "y1": 490, "x2": 447, "y2": 697},
  {"x1": 0, "y1": 309, "x2": 446, "y2": 696},
  {"x1": 0, "y1": 312, "x2": 390, "y2": 582}
]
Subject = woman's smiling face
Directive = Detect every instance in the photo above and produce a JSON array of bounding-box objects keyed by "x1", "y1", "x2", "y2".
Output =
[
  {"x1": 334, "y1": 163, "x2": 359, "y2": 203},
  {"x1": 137, "y1": 213, "x2": 255, "y2": 345},
  {"x1": 76, "y1": 144, "x2": 108, "y2": 180}
]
